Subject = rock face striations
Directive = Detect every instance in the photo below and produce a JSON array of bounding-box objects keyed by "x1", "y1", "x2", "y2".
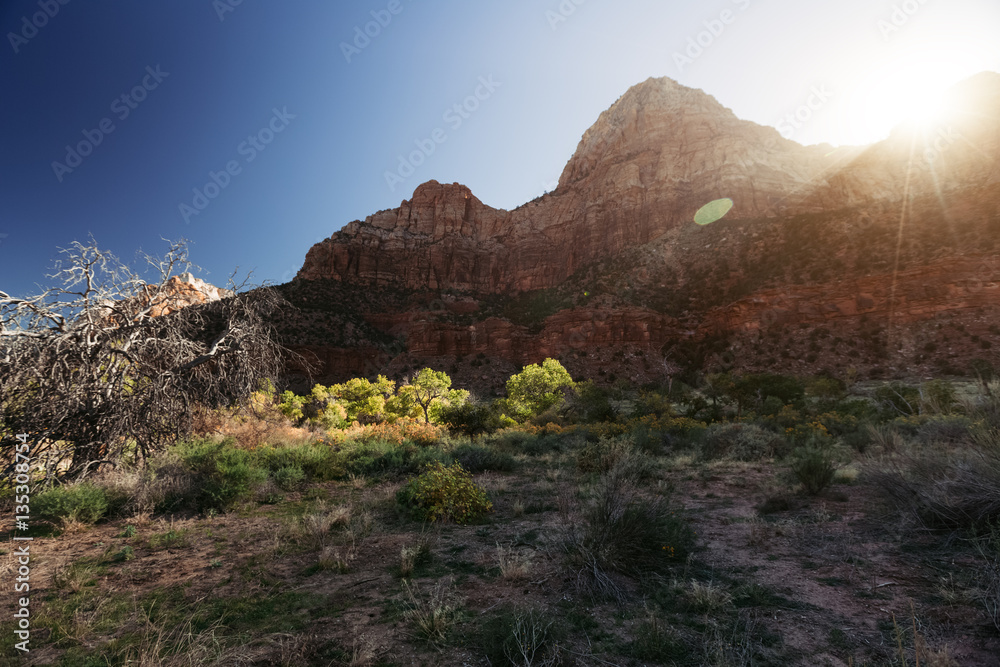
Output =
[
  {"x1": 298, "y1": 78, "x2": 840, "y2": 294},
  {"x1": 286, "y1": 73, "x2": 1000, "y2": 387}
]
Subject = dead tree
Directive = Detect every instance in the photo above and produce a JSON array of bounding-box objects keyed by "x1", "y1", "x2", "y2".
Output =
[{"x1": 0, "y1": 237, "x2": 287, "y2": 482}]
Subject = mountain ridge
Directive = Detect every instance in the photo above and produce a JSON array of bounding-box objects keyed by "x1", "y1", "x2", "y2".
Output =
[{"x1": 282, "y1": 72, "x2": 1000, "y2": 390}]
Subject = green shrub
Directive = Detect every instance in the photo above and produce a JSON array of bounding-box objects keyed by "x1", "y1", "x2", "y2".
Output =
[
  {"x1": 397, "y1": 462, "x2": 493, "y2": 524},
  {"x1": 629, "y1": 417, "x2": 707, "y2": 454},
  {"x1": 629, "y1": 613, "x2": 688, "y2": 662},
  {"x1": 562, "y1": 463, "x2": 695, "y2": 601},
  {"x1": 889, "y1": 414, "x2": 929, "y2": 438},
  {"x1": 630, "y1": 424, "x2": 671, "y2": 454},
  {"x1": 438, "y1": 401, "x2": 502, "y2": 440},
  {"x1": 486, "y1": 428, "x2": 538, "y2": 453},
  {"x1": 99, "y1": 484, "x2": 134, "y2": 519},
  {"x1": 524, "y1": 431, "x2": 576, "y2": 456},
  {"x1": 917, "y1": 415, "x2": 973, "y2": 445},
  {"x1": 701, "y1": 423, "x2": 786, "y2": 461},
  {"x1": 633, "y1": 390, "x2": 675, "y2": 419},
  {"x1": 571, "y1": 380, "x2": 617, "y2": 422},
  {"x1": 34, "y1": 483, "x2": 109, "y2": 525},
  {"x1": 273, "y1": 465, "x2": 306, "y2": 491},
  {"x1": 485, "y1": 428, "x2": 575, "y2": 456},
  {"x1": 760, "y1": 395, "x2": 785, "y2": 417},
  {"x1": 176, "y1": 439, "x2": 268, "y2": 511},
  {"x1": 874, "y1": 382, "x2": 921, "y2": 420},
  {"x1": 258, "y1": 442, "x2": 341, "y2": 481},
  {"x1": 832, "y1": 398, "x2": 879, "y2": 422},
  {"x1": 790, "y1": 446, "x2": 837, "y2": 495},
  {"x1": 113, "y1": 545, "x2": 135, "y2": 562},
  {"x1": 920, "y1": 379, "x2": 957, "y2": 414},
  {"x1": 728, "y1": 373, "x2": 805, "y2": 415},
  {"x1": 866, "y1": 426, "x2": 1000, "y2": 533},
  {"x1": 341, "y1": 440, "x2": 448, "y2": 479},
  {"x1": 142, "y1": 451, "x2": 200, "y2": 513},
  {"x1": 450, "y1": 444, "x2": 516, "y2": 473},
  {"x1": 577, "y1": 435, "x2": 634, "y2": 474}
]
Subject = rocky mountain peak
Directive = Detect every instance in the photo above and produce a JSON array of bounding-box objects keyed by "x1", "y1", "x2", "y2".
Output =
[{"x1": 283, "y1": 71, "x2": 1000, "y2": 386}]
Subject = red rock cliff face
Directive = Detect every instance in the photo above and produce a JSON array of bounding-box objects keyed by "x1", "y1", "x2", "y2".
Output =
[
  {"x1": 700, "y1": 257, "x2": 1000, "y2": 335},
  {"x1": 287, "y1": 73, "x2": 1000, "y2": 383},
  {"x1": 298, "y1": 78, "x2": 850, "y2": 294}
]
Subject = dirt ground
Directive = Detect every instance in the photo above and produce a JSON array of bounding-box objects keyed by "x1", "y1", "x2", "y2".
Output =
[{"x1": 4, "y1": 457, "x2": 999, "y2": 666}]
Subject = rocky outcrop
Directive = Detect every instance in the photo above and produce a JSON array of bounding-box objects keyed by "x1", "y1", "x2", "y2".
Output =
[
  {"x1": 99, "y1": 272, "x2": 232, "y2": 324},
  {"x1": 144, "y1": 273, "x2": 233, "y2": 317}
]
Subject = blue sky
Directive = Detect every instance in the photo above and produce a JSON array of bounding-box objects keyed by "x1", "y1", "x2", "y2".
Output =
[{"x1": 1, "y1": 0, "x2": 998, "y2": 299}]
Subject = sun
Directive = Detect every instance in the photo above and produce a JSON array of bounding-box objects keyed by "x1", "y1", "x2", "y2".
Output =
[{"x1": 838, "y1": 44, "x2": 985, "y2": 145}]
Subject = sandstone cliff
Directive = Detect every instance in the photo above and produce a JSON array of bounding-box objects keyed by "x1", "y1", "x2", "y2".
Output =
[
  {"x1": 298, "y1": 77, "x2": 848, "y2": 293},
  {"x1": 283, "y1": 73, "x2": 1000, "y2": 388},
  {"x1": 144, "y1": 273, "x2": 233, "y2": 317}
]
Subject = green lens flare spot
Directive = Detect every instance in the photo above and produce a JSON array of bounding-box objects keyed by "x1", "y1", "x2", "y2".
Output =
[{"x1": 694, "y1": 198, "x2": 734, "y2": 226}]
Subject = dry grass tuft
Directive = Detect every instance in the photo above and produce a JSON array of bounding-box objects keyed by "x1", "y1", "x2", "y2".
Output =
[
  {"x1": 402, "y1": 577, "x2": 463, "y2": 642},
  {"x1": 317, "y1": 545, "x2": 354, "y2": 573},
  {"x1": 346, "y1": 633, "x2": 380, "y2": 666},
  {"x1": 496, "y1": 542, "x2": 533, "y2": 581},
  {"x1": 867, "y1": 423, "x2": 906, "y2": 453},
  {"x1": 300, "y1": 501, "x2": 352, "y2": 548},
  {"x1": 511, "y1": 497, "x2": 525, "y2": 517},
  {"x1": 687, "y1": 580, "x2": 733, "y2": 613}
]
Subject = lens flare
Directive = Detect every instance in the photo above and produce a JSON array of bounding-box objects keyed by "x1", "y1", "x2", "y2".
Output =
[{"x1": 694, "y1": 198, "x2": 734, "y2": 226}]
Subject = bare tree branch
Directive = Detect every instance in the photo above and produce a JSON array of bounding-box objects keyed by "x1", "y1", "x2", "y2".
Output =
[{"x1": 1, "y1": 238, "x2": 287, "y2": 481}]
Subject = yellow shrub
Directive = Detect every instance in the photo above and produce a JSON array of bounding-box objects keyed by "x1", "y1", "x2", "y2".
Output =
[
  {"x1": 344, "y1": 418, "x2": 441, "y2": 446},
  {"x1": 397, "y1": 462, "x2": 493, "y2": 524}
]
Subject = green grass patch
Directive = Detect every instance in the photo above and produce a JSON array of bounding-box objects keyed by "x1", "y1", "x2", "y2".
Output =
[{"x1": 34, "y1": 483, "x2": 109, "y2": 526}]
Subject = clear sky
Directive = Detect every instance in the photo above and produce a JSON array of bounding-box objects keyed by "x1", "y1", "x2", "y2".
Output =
[{"x1": 1, "y1": 0, "x2": 998, "y2": 299}]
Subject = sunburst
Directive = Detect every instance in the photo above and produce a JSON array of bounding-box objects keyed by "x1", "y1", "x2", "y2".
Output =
[{"x1": 839, "y1": 43, "x2": 985, "y2": 145}]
